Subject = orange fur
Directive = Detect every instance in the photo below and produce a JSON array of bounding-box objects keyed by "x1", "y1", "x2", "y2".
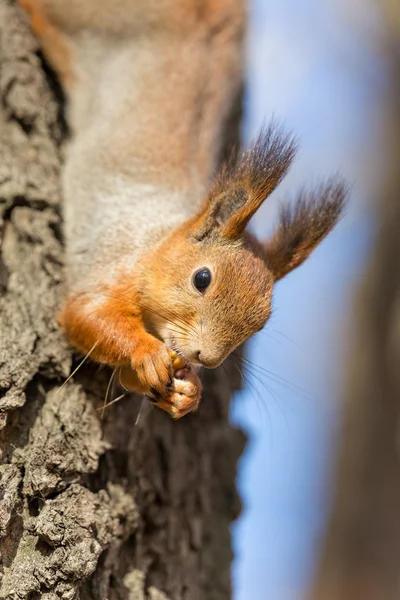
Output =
[
  {"x1": 19, "y1": 0, "x2": 75, "y2": 87},
  {"x1": 57, "y1": 125, "x2": 346, "y2": 418},
  {"x1": 59, "y1": 281, "x2": 203, "y2": 416},
  {"x1": 20, "y1": 1, "x2": 347, "y2": 419},
  {"x1": 58, "y1": 283, "x2": 173, "y2": 395}
]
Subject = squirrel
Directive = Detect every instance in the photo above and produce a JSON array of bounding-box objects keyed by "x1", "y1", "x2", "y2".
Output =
[{"x1": 19, "y1": 0, "x2": 347, "y2": 418}]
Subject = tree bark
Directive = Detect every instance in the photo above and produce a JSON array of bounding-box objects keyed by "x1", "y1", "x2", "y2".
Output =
[
  {"x1": 309, "y1": 8, "x2": 400, "y2": 600},
  {"x1": 0, "y1": 2, "x2": 245, "y2": 599}
]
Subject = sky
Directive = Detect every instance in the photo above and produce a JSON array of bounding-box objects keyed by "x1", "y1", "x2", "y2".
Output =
[{"x1": 230, "y1": 1, "x2": 388, "y2": 599}]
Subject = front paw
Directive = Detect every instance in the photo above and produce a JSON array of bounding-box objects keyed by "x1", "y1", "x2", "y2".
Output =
[
  {"x1": 154, "y1": 366, "x2": 202, "y2": 419},
  {"x1": 131, "y1": 338, "x2": 173, "y2": 396}
]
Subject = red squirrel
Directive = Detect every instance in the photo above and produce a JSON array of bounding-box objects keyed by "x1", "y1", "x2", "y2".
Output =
[{"x1": 19, "y1": 0, "x2": 347, "y2": 418}]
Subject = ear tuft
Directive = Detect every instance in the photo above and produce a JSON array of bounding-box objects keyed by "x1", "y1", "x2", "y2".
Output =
[
  {"x1": 264, "y1": 178, "x2": 349, "y2": 281},
  {"x1": 230, "y1": 122, "x2": 297, "y2": 208},
  {"x1": 192, "y1": 122, "x2": 297, "y2": 242}
]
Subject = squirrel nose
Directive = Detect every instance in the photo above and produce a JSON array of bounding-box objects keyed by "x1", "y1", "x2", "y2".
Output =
[{"x1": 196, "y1": 350, "x2": 218, "y2": 369}]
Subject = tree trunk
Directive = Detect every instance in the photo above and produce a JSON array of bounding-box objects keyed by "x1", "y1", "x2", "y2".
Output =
[
  {"x1": 0, "y1": 2, "x2": 245, "y2": 599},
  {"x1": 309, "y1": 8, "x2": 400, "y2": 600}
]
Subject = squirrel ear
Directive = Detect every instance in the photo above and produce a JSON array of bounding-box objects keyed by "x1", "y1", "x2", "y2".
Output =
[
  {"x1": 264, "y1": 180, "x2": 348, "y2": 281},
  {"x1": 191, "y1": 123, "x2": 297, "y2": 242}
]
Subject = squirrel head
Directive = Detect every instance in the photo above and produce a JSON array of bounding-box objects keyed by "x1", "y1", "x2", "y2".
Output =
[{"x1": 140, "y1": 123, "x2": 348, "y2": 369}]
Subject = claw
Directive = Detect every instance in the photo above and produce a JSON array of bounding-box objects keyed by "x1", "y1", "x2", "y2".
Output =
[
  {"x1": 154, "y1": 366, "x2": 202, "y2": 419},
  {"x1": 118, "y1": 349, "x2": 202, "y2": 419}
]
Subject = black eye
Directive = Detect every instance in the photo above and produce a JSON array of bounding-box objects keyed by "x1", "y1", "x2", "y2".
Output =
[{"x1": 193, "y1": 268, "x2": 212, "y2": 293}]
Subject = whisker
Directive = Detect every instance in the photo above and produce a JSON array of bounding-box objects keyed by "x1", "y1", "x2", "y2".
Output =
[
  {"x1": 97, "y1": 391, "x2": 128, "y2": 411},
  {"x1": 134, "y1": 396, "x2": 147, "y2": 426},
  {"x1": 69, "y1": 289, "x2": 192, "y2": 337},
  {"x1": 233, "y1": 352, "x2": 310, "y2": 396},
  {"x1": 139, "y1": 297, "x2": 198, "y2": 336},
  {"x1": 264, "y1": 326, "x2": 302, "y2": 350},
  {"x1": 140, "y1": 304, "x2": 191, "y2": 336},
  {"x1": 117, "y1": 367, "x2": 129, "y2": 392},
  {"x1": 101, "y1": 368, "x2": 117, "y2": 419},
  {"x1": 56, "y1": 340, "x2": 99, "y2": 393},
  {"x1": 234, "y1": 357, "x2": 289, "y2": 427},
  {"x1": 61, "y1": 286, "x2": 199, "y2": 360},
  {"x1": 227, "y1": 356, "x2": 266, "y2": 429}
]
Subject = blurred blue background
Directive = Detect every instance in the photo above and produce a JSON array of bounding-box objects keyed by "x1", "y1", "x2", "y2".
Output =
[{"x1": 230, "y1": 1, "x2": 388, "y2": 598}]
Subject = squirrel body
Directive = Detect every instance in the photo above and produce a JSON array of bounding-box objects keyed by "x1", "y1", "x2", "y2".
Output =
[
  {"x1": 24, "y1": 0, "x2": 244, "y2": 291},
  {"x1": 20, "y1": 0, "x2": 347, "y2": 418}
]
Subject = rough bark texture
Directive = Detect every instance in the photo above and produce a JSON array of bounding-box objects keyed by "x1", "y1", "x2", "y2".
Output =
[
  {"x1": 0, "y1": 2, "x2": 245, "y2": 599},
  {"x1": 309, "y1": 9, "x2": 400, "y2": 600}
]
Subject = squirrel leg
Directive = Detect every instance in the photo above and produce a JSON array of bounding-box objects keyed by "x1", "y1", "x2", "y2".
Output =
[
  {"x1": 61, "y1": 294, "x2": 201, "y2": 418},
  {"x1": 154, "y1": 366, "x2": 202, "y2": 419},
  {"x1": 120, "y1": 355, "x2": 202, "y2": 419},
  {"x1": 59, "y1": 292, "x2": 174, "y2": 396}
]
